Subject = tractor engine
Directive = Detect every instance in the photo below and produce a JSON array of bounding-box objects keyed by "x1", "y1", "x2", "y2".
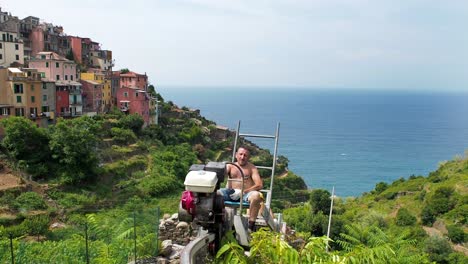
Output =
[{"x1": 178, "y1": 162, "x2": 225, "y2": 229}]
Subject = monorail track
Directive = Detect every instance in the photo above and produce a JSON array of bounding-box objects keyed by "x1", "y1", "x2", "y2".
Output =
[{"x1": 180, "y1": 233, "x2": 215, "y2": 264}]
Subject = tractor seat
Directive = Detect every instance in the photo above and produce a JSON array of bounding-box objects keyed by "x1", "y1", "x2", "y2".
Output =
[{"x1": 224, "y1": 200, "x2": 250, "y2": 207}]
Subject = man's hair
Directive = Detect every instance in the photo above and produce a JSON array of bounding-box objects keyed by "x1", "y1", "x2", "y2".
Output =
[{"x1": 237, "y1": 146, "x2": 250, "y2": 154}]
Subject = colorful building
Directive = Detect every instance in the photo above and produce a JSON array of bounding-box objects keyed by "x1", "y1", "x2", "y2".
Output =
[
  {"x1": 0, "y1": 68, "x2": 41, "y2": 122},
  {"x1": 114, "y1": 70, "x2": 151, "y2": 125},
  {"x1": 28, "y1": 51, "x2": 82, "y2": 117},
  {"x1": 80, "y1": 79, "x2": 103, "y2": 114},
  {"x1": 0, "y1": 30, "x2": 24, "y2": 67}
]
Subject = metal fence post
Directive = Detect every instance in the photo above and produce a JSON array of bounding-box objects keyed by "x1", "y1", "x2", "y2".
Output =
[
  {"x1": 155, "y1": 207, "x2": 160, "y2": 256},
  {"x1": 85, "y1": 222, "x2": 90, "y2": 264},
  {"x1": 9, "y1": 233, "x2": 14, "y2": 264},
  {"x1": 133, "y1": 211, "x2": 137, "y2": 262}
]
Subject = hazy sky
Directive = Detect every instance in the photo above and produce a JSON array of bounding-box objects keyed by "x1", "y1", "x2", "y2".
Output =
[{"x1": 1, "y1": 0, "x2": 468, "y2": 90}]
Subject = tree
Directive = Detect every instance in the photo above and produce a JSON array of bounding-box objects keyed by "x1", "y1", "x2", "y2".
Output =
[
  {"x1": 118, "y1": 114, "x2": 144, "y2": 134},
  {"x1": 0, "y1": 117, "x2": 51, "y2": 178},
  {"x1": 49, "y1": 117, "x2": 101, "y2": 183},
  {"x1": 310, "y1": 189, "x2": 331, "y2": 214},
  {"x1": 22, "y1": 215, "x2": 49, "y2": 241},
  {"x1": 374, "y1": 182, "x2": 388, "y2": 194}
]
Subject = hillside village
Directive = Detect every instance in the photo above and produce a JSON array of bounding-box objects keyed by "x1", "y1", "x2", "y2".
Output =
[{"x1": 0, "y1": 7, "x2": 158, "y2": 129}]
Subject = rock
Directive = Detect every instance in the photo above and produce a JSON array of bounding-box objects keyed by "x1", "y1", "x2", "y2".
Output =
[
  {"x1": 168, "y1": 249, "x2": 180, "y2": 260},
  {"x1": 171, "y1": 213, "x2": 178, "y2": 220},
  {"x1": 176, "y1": 221, "x2": 188, "y2": 229},
  {"x1": 163, "y1": 213, "x2": 171, "y2": 220},
  {"x1": 50, "y1": 222, "x2": 66, "y2": 229},
  {"x1": 156, "y1": 257, "x2": 169, "y2": 264},
  {"x1": 160, "y1": 240, "x2": 173, "y2": 257}
]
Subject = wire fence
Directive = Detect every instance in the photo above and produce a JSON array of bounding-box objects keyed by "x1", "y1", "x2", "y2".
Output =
[{"x1": 0, "y1": 207, "x2": 161, "y2": 264}]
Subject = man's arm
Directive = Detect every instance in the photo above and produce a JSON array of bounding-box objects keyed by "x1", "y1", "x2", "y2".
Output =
[
  {"x1": 226, "y1": 164, "x2": 232, "y2": 189},
  {"x1": 244, "y1": 165, "x2": 263, "y2": 193}
]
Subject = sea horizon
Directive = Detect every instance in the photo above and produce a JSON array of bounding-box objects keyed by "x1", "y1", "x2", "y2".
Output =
[{"x1": 158, "y1": 87, "x2": 468, "y2": 197}]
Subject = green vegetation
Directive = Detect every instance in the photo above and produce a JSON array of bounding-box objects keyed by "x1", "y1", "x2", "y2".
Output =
[{"x1": 0, "y1": 96, "x2": 467, "y2": 262}]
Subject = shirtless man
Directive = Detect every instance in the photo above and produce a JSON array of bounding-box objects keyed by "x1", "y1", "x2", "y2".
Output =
[{"x1": 220, "y1": 147, "x2": 263, "y2": 231}]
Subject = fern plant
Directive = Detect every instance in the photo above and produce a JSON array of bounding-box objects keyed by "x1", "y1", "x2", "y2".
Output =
[{"x1": 215, "y1": 231, "x2": 248, "y2": 264}]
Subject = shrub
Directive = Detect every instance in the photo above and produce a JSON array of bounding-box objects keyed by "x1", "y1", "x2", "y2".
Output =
[
  {"x1": 396, "y1": 208, "x2": 417, "y2": 226},
  {"x1": 374, "y1": 182, "x2": 388, "y2": 194},
  {"x1": 309, "y1": 189, "x2": 331, "y2": 214},
  {"x1": 421, "y1": 205, "x2": 436, "y2": 226},
  {"x1": 13, "y1": 192, "x2": 47, "y2": 211},
  {"x1": 424, "y1": 235, "x2": 453, "y2": 263},
  {"x1": 137, "y1": 175, "x2": 182, "y2": 197},
  {"x1": 22, "y1": 215, "x2": 50, "y2": 239},
  {"x1": 118, "y1": 114, "x2": 144, "y2": 134},
  {"x1": 447, "y1": 225, "x2": 466, "y2": 243},
  {"x1": 110, "y1": 127, "x2": 137, "y2": 144},
  {"x1": 445, "y1": 204, "x2": 468, "y2": 224}
]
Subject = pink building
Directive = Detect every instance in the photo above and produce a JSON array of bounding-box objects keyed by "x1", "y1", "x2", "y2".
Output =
[
  {"x1": 80, "y1": 79, "x2": 103, "y2": 114},
  {"x1": 114, "y1": 70, "x2": 150, "y2": 125},
  {"x1": 116, "y1": 86, "x2": 150, "y2": 124},
  {"x1": 69, "y1": 36, "x2": 82, "y2": 63},
  {"x1": 29, "y1": 51, "x2": 82, "y2": 117},
  {"x1": 119, "y1": 71, "x2": 148, "y2": 90},
  {"x1": 30, "y1": 27, "x2": 44, "y2": 57}
]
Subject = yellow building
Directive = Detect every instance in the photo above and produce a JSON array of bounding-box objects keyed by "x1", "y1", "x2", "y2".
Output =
[
  {"x1": 0, "y1": 68, "x2": 41, "y2": 121},
  {"x1": 80, "y1": 71, "x2": 111, "y2": 112}
]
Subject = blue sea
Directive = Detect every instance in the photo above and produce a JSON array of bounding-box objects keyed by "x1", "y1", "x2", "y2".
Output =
[{"x1": 158, "y1": 87, "x2": 468, "y2": 197}]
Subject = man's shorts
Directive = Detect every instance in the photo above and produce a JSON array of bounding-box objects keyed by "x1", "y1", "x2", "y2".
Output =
[{"x1": 219, "y1": 188, "x2": 252, "y2": 202}]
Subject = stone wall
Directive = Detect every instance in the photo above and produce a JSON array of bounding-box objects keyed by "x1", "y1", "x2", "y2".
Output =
[{"x1": 158, "y1": 213, "x2": 196, "y2": 246}]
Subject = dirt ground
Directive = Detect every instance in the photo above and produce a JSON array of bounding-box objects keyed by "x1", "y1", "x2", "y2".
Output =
[{"x1": 0, "y1": 170, "x2": 24, "y2": 191}]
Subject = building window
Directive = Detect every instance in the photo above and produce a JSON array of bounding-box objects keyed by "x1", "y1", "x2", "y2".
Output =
[
  {"x1": 56, "y1": 62, "x2": 59, "y2": 68},
  {"x1": 30, "y1": 108, "x2": 37, "y2": 116},
  {"x1": 65, "y1": 75, "x2": 68, "y2": 80},
  {"x1": 70, "y1": 75, "x2": 73, "y2": 81},
  {"x1": 56, "y1": 75, "x2": 60, "y2": 80},
  {"x1": 31, "y1": 96, "x2": 35, "y2": 103},
  {"x1": 15, "y1": 55, "x2": 19, "y2": 60},
  {"x1": 1, "y1": 107, "x2": 10, "y2": 115},
  {"x1": 31, "y1": 84, "x2": 34, "y2": 91},
  {"x1": 0, "y1": 43, "x2": 2, "y2": 49},
  {"x1": 124, "y1": 92, "x2": 128, "y2": 97},
  {"x1": 43, "y1": 95, "x2": 47, "y2": 101},
  {"x1": 15, "y1": 44, "x2": 19, "y2": 50},
  {"x1": 46, "y1": 62, "x2": 49, "y2": 67},
  {"x1": 16, "y1": 96, "x2": 22, "y2": 103},
  {"x1": 41, "y1": 55, "x2": 46, "y2": 59},
  {"x1": 136, "y1": 92, "x2": 139, "y2": 97},
  {"x1": 15, "y1": 108, "x2": 24, "y2": 116},
  {"x1": 42, "y1": 106, "x2": 49, "y2": 113},
  {"x1": 42, "y1": 83, "x2": 47, "y2": 89},
  {"x1": 0, "y1": 54, "x2": 2, "y2": 60},
  {"x1": 14, "y1": 84, "x2": 23, "y2": 93}
]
